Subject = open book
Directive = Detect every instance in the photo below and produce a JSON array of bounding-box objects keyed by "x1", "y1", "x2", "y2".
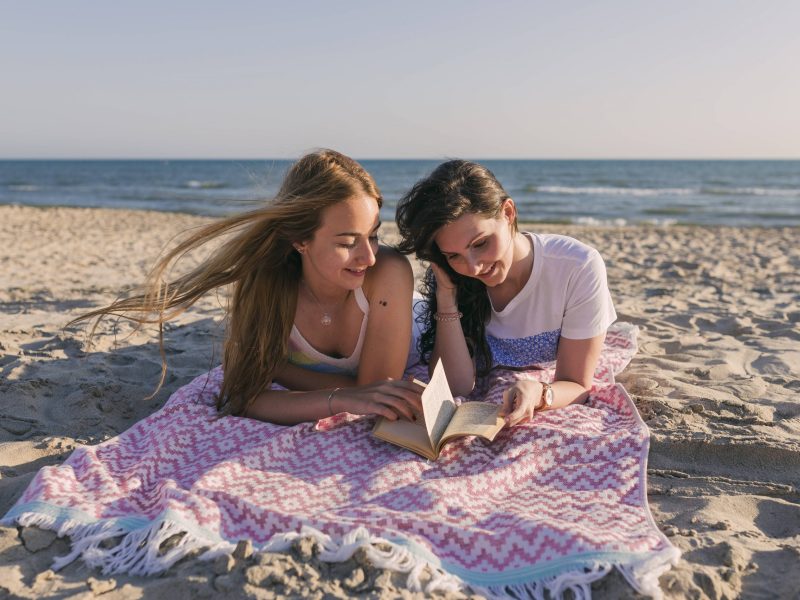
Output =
[{"x1": 372, "y1": 360, "x2": 505, "y2": 460}]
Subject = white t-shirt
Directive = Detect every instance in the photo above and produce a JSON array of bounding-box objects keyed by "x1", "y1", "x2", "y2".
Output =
[{"x1": 485, "y1": 232, "x2": 617, "y2": 368}]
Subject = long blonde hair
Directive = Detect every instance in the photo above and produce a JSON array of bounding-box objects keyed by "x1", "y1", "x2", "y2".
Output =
[{"x1": 71, "y1": 150, "x2": 382, "y2": 415}]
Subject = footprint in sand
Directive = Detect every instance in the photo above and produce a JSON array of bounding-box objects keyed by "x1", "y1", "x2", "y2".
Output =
[
  {"x1": 751, "y1": 353, "x2": 800, "y2": 378},
  {"x1": 754, "y1": 499, "x2": 800, "y2": 539},
  {"x1": 0, "y1": 416, "x2": 35, "y2": 436},
  {"x1": 0, "y1": 354, "x2": 18, "y2": 368},
  {"x1": 105, "y1": 353, "x2": 137, "y2": 366}
]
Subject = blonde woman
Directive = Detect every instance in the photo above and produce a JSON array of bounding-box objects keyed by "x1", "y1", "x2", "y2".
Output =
[{"x1": 73, "y1": 150, "x2": 422, "y2": 424}]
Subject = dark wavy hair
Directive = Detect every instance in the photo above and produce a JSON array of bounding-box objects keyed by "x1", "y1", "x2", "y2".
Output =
[{"x1": 395, "y1": 160, "x2": 516, "y2": 374}]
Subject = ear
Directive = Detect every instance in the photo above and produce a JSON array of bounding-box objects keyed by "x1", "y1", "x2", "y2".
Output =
[
  {"x1": 293, "y1": 241, "x2": 307, "y2": 254},
  {"x1": 501, "y1": 198, "x2": 517, "y2": 223}
]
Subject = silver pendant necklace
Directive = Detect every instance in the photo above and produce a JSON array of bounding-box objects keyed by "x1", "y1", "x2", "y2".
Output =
[{"x1": 302, "y1": 280, "x2": 347, "y2": 326}]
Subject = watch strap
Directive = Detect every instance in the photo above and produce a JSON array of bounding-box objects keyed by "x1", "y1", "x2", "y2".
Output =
[{"x1": 539, "y1": 382, "x2": 553, "y2": 410}]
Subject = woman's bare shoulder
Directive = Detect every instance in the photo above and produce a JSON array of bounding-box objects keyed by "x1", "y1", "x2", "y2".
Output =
[{"x1": 364, "y1": 246, "x2": 413, "y2": 295}]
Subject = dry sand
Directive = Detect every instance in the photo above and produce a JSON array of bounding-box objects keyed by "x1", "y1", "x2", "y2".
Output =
[{"x1": 1, "y1": 205, "x2": 799, "y2": 599}]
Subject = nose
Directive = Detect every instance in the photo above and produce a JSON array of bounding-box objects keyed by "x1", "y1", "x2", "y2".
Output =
[
  {"x1": 466, "y1": 254, "x2": 483, "y2": 276},
  {"x1": 359, "y1": 238, "x2": 377, "y2": 267}
]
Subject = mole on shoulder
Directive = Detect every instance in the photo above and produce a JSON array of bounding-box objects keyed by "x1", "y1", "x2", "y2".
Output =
[{"x1": 379, "y1": 300, "x2": 388, "y2": 306}]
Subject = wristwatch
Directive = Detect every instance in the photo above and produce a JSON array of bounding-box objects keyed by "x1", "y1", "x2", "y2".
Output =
[{"x1": 539, "y1": 383, "x2": 554, "y2": 410}]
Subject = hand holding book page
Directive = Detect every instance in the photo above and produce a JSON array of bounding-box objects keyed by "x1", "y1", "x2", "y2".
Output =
[{"x1": 372, "y1": 360, "x2": 505, "y2": 460}]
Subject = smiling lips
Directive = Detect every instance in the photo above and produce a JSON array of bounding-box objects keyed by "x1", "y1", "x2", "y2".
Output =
[{"x1": 478, "y1": 262, "x2": 497, "y2": 279}]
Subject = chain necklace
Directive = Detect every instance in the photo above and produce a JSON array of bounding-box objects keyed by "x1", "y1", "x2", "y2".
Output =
[{"x1": 302, "y1": 280, "x2": 349, "y2": 326}]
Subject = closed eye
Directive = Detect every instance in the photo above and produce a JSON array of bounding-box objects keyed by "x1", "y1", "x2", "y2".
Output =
[{"x1": 339, "y1": 235, "x2": 379, "y2": 249}]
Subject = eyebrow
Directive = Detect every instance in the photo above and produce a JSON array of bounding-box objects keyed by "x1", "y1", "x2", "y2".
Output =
[{"x1": 335, "y1": 221, "x2": 382, "y2": 237}]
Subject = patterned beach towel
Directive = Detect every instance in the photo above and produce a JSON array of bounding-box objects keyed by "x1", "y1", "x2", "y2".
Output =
[{"x1": 3, "y1": 323, "x2": 679, "y2": 598}]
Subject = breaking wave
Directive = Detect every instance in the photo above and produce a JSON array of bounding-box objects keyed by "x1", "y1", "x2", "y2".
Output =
[{"x1": 536, "y1": 186, "x2": 694, "y2": 197}]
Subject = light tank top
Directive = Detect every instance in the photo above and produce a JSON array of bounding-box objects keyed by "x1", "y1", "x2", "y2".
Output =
[{"x1": 287, "y1": 287, "x2": 369, "y2": 376}]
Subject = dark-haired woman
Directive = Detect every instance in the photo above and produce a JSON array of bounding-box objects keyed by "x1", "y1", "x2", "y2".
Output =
[{"x1": 396, "y1": 160, "x2": 616, "y2": 427}]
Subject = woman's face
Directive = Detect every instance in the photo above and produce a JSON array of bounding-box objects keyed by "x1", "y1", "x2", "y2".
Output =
[
  {"x1": 295, "y1": 193, "x2": 381, "y2": 292},
  {"x1": 433, "y1": 200, "x2": 516, "y2": 287}
]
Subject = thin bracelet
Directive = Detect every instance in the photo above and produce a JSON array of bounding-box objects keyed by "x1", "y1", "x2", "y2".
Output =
[
  {"x1": 327, "y1": 387, "x2": 342, "y2": 416},
  {"x1": 433, "y1": 311, "x2": 463, "y2": 322}
]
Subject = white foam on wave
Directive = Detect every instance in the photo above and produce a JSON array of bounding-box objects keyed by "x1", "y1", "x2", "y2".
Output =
[
  {"x1": 7, "y1": 184, "x2": 39, "y2": 192},
  {"x1": 702, "y1": 186, "x2": 800, "y2": 197},
  {"x1": 573, "y1": 216, "x2": 678, "y2": 227},
  {"x1": 573, "y1": 216, "x2": 629, "y2": 227},
  {"x1": 184, "y1": 180, "x2": 226, "y2": 189},
  {"x1": 537, "y1": 186, "x2": 694, "y2": 197}
]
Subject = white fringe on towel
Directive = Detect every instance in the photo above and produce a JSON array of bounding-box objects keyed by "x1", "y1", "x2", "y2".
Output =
[
  {"x1": 252, "y1": 524, "x2": 463, "y2": 594},
  {"x1": 11, "y1": 512, "x2": 678, "y2": 599},
  {"x1": 13, "y1": 511, "x2": 233, "y2": 576},
  {"x1": 477, "y1": 546, "x2": 681, "y2": 600},
  {"x1": 10, "y1": 513, "x2": 461, "y2": 594}
]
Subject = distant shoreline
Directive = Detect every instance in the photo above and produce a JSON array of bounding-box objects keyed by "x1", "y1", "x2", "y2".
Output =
[
  {"x1": 2, "y1": 160, "x2": 799, "y2": 227},
  {"x1": 3, "y1": 202, "x2": 799, "y2": 230},
  {"x1": 2, "y1": 157, "x2": 800, "y2": 162}
]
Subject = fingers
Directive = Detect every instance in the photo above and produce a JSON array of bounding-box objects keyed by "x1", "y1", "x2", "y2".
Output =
[
  {"x1": 365, "y1": 380, "x2": 423, "y2": 421},
  {"x1": 346, "y1": 379, "x2": 426, "y2": 421},
  {"x1": 501, "y1": 385, "x2": 535, "y2": 427},
  {"x1": 394, "y1": 378, "x2": 427, "y2": 393},
  {"x1": 430, "y1": 263, "x2": 455, "y2": 289},
  {"x1": 355, "y1": 393, "x2": 413, "y2": 422},
  {"x1": 381, "y1": 380, "x2": 424, "y2": 411},
  {"x1": 499, "y1": 388, "x2": 514, "y2": 417},
  {"x1": 506, "y1": 409, "x2": 533, "y2": 427},
  {"x1": 368, "y1": 402, "x2": 406, "y2": 421},
  {"x1": 383, "y1": 397, "x2": 418, "y2": 422}
]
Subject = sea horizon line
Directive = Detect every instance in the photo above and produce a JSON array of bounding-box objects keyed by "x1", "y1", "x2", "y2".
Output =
[{"x1": 1, "y1": 157, "x2": 799, "y2": 162}]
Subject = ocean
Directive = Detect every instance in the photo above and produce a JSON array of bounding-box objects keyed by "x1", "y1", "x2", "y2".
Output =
[{"x1": 1, "y1": 159, "x2": 798, "y2": 227}]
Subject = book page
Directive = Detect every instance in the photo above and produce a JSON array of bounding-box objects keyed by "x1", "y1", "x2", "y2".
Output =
[
  {"x1": 438, "y1": 402, "x2": 504, "y2": 449},
  {"x1": 422, "y1": 361, "x2": 457, "y2": 447},
  {"x1": 372, "y1": 417, "x2": 436, "y2": 460}
]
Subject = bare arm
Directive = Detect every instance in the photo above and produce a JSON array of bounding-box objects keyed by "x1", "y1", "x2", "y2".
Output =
[
  {"x1": 500, "y1": 332, "x2": 606, "y2": 425},
  {"x1": 357, "y1": 247, "x2": 415, "y2": 383},
  {"x1": 429, "y1": 264, "x2": 475, "y2": 396},
  {"x1": 552, "y1": 333, "x2": 605, "y2": 403},
  {"x1": 244, "y1": 379, "x2": 423, "y2": 426},
  {"x1": 273, "y1": 362, "x2": 356, "y2": 391}
]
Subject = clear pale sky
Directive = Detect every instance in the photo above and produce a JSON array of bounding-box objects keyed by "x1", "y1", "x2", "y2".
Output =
[{"x1": 1, "y1": 0, "x2": 799, "y2": 159}]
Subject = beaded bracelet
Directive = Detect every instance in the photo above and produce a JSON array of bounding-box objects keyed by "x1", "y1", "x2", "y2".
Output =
[
  {"x1": 433, "y1": 311, "x2": 463, "y2": 322},
  {"x1": 327, "y1": 387, "x2": 341, "y2": 416}
]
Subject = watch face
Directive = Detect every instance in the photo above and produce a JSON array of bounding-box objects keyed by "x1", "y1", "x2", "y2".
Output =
[{"x1": 544, "y1": 386, "x2": 554, "y2": 407}]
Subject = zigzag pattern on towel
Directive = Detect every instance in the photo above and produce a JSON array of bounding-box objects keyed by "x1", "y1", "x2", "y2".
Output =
[{"x1": 16, "y1": 326, "x2": 672, "y2": 581}]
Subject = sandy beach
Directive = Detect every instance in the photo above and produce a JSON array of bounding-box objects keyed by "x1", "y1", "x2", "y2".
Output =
[{"x1": 1, "y1": 204, "x2": 798, "y2": 599}]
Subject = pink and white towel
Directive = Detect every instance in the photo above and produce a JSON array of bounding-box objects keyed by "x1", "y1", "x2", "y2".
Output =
[{"x1": 3, "y1": 323, "x2": 679, "y2": 598}]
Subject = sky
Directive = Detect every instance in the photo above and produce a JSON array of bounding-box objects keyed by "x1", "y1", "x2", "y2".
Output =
[{"x1": 1, "y1": 0, "x2": 799, "y2": 159}]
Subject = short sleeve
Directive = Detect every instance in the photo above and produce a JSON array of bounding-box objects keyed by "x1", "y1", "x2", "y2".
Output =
[{"x1": 560, "y1": 249, "x2": 617, "y2": 339}]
